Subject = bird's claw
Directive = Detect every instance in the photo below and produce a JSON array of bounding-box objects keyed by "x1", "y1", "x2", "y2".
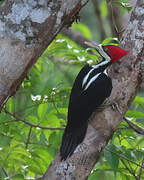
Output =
[
  {"x1": 96, "y1": 98, "x2": 122, "y2": 115},
  {"x1": 111, "y1": 102, "x2": 122, "y2": 114}
]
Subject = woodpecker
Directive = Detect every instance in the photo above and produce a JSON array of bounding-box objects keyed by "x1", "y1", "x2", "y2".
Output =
[{"x1": 60, "y1": 44, "x2": 129, "y2": 160}]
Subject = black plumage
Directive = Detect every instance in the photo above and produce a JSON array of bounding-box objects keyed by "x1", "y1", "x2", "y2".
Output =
[{"x1": 60, "y1": 63, "x2": 112, "y2": 160}]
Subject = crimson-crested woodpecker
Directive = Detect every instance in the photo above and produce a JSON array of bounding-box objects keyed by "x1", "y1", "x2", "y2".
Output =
[{"x1": 60, "y1": 45, "x2": 128, "y2": 160}]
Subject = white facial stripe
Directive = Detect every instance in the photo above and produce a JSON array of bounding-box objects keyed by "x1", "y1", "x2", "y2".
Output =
[
  {"x1": 92, "y1": 60, "x2": 109, "y2": 69},
  {"x1": 103, "y1": 68, "x2": 107, "y2": 76},
  {"x1": 82, "y1": 68, "x2": 94, "y2": 87},
  {"x1": 82, "y1": 45, "x2": 110, "y2": 91},
  {"x1": 84, "y1": 73, "x2": 101, "y2": 91},
  {"x1": 96, "y1": 45, "x2": 111, "y2": 62}
]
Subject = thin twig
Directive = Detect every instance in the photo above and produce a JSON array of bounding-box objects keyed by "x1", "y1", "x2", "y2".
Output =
[
  {"x1": 26, "y1": 127, "x2": 32, "y2": 149},
  {"x1": 138, "y1": 158, "x2": 144, "y2": 180},
  {"x1": 3, "y1": 109, "x2": 65, "y2": 130},
  {"x1": 51, "y1": 94, "x2": 60, "y2": 115},
  {"x1": 120, "y1": 159, "x2": 138, "y2": 180},
  {"x1": 1, "y1": 168, "x2": 8, "y2": 178},
  {"x1": 124, "y1": 117, "x2": 144, "y2": 135},
  {"x1": 105, "y1": 147, "x2": 144, "y2": 169}
]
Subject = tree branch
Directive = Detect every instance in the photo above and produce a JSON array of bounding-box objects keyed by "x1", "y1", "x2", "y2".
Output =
[
  {"x1": 124, "y1": 117, "x2": 144, "y2": 135},
  {"x1": 25, "y1": 126, "x2": 32, "y2": 149},
  {"x1": 0, "y1": 0, "x2": 89, "y2": 111},
  {"x1": 43, "y1": 1, "x2": 144, "y2": 179},
  {"x1": 106, "y1": 0, "x2": 123, "y2": 38},
  {"x1": 4, "y1": 109, "x2": 64, "y2": 130}
]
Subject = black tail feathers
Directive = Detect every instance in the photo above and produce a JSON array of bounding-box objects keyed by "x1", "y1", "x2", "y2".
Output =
[{"x1": 60, "y1": 122, "x2": 88, "y2": 160}]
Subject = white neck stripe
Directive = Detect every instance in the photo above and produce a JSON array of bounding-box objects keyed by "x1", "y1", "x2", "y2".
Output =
[
  {"x1": 84, "y1": 73, "x2": 101, "y2": 91},
  {"x1": 82, "y1": 45, "x2": 111, "y2": 89},
  {"x1": 82, "y1": 68, "x2": 94, "y2": 87},
  {"x1": 82, "y1": 60, "x2": 109, "y2": 88},
  {"x1": 92, "y1": 59, "x2": 110, "y2": 69},
  {"x1": 96, "y1": 45, "x2": 111, "y2": 62}
]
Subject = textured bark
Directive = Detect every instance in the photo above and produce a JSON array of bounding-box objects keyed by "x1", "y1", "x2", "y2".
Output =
[
  {"x1": 43, "y1": 1, "x2": 144, "y2": 179},
  {"x1": 0, "y1": 0, "x2": 89, "y2": 110},
  {"x1": 107, "y1": 2, "x2": 123, "y2": 38}
]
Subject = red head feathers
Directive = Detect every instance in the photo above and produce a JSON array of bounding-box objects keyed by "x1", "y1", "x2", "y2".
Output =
[{"x1": 103, "y1": 45, "x2": 129, "y2": 63}]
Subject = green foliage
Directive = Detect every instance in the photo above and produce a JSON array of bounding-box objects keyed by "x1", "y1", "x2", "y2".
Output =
[
  {"x1": 0, "y1": 23, "x2": 99, "y2": 179},
  {"x1": 0, "y1": 2, "x2": 143, "y2": 179},
  {"x1": 112, "y1": 0, "x2": 132, "y2": 12},
  {"x1": 72, "y1": 23, "x2": 92, "y2": 40},
  {"x1": 100, "y1": 0, "x2": 108, "y2": 18}
]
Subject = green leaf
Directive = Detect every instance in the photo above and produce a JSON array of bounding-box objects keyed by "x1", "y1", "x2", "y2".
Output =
[
  {"x1": 100, "y1": 0, "x2": 108, "y2": 18},
  {"x1": 124, "y1": 149, "x2": 136, "y2": 161},
  {"x1": 11, "y1": 174, "x2": 24, "y2": 179},
  {"x1": 126, "y1": 110, "x2": 144, "y2": 118},
  {"x1": 40, "y1": 132, "x2": 48, "y2": 145},
  {"x1": 28, "y1": 115, "x2": 38, "y2": 124},
  {"x1": 35, "y1": 147, "x2": 53, "y2": 165},
  {"x1": 11, "y1": 147, "x2": 30, "y2": 157},
  {"x1": 104, "y1": 144, "x2": 119, "y2": 171},
  {"x1": 102, "y1": 37, "x2": 119, "y2": 45},
  {"x1": 0, "y1": 135, "x2": 11, "y2": 146},
  {"x1": 133, "y1": 150, "x2": 143, "y2": 161},
  {"x1": 112, "y1": 1, "x2": 132, "y2": 12},
  {"x1": 27, "y1": 157, "x2": 45, "y2": 174},
  {"x1": 38, "y1": 103, "x2": 48, "y2": 119},
  {"x1": 134, "y1": 96, "x2": 144, "y2": 105},
  {"x1": 72, "y1": 23, "x2": 92, "y2": 40}
]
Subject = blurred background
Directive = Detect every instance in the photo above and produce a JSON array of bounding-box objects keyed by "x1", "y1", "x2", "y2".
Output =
[{"x1": 0, "y1": 0, "x2": 144, "y2": 180}]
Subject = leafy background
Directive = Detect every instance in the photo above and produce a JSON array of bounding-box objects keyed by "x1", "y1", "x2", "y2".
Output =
[{"x1": 0, "y1": 0, "x2": 144, "y2": 180}]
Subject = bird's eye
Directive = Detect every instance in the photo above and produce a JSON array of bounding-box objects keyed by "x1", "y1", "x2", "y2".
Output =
[{"x1": 103, "y1": 46, "x2": 109, "y2": 52}]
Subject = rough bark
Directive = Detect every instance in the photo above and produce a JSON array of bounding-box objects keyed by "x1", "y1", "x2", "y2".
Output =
[
  {"x1": 0, "y1": 0, "x2": 89, "y2": 110},
  {"x1": 107, "y1": 1, "x2": 123, "y2": 38},
  {"x1": 43, "y1": 1, "x2": 144, "y2": 179}
]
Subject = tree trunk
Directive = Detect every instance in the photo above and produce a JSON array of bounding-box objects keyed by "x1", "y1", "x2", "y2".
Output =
[
  {"x1": 0, "y1": 0, "x2": 89, "y2": 110},
  {"x1": 43, "y1": 0, "x2": 144, "y2": 179}
]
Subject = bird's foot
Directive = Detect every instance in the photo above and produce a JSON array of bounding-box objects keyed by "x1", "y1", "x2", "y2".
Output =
[
  {"x1": 96, "y1": 99, "x2": 112, "y2": 111},
  {"x1": 97, "y1": 98, "x2": 123, "y2": 114},
  {"x1": 111, "y1": 102, "x2": 122, "y2": 114}
]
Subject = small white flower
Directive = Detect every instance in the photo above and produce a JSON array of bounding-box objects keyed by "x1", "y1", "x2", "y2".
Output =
[
  {"x1": 51, "y1": 91, "x2": 56, "y2": 96},
  {"x1": 67, "y1": 44, "x2": 72, "y2": 49},
  {"x1": 22, "y1": 165, "x2": 29, "y2": 169},
  {"x1": 31, "y1": 94, "x2": 41, "y2": 101},
  {"x1": 87, "y1": 60, "x2": 93, "y2": 64},
  {"x1": 73, "y1": 49, "x2": 79, "y2": 53},
  {"x1": 43, "y1": 95, "x2": 48, "y2": 102},
  {"x1": 56, "y1": 39, "x2": 65, "y2": 42},
  {"x1": 78, "y1": 56, "x2": 85, "y2": 62}
]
